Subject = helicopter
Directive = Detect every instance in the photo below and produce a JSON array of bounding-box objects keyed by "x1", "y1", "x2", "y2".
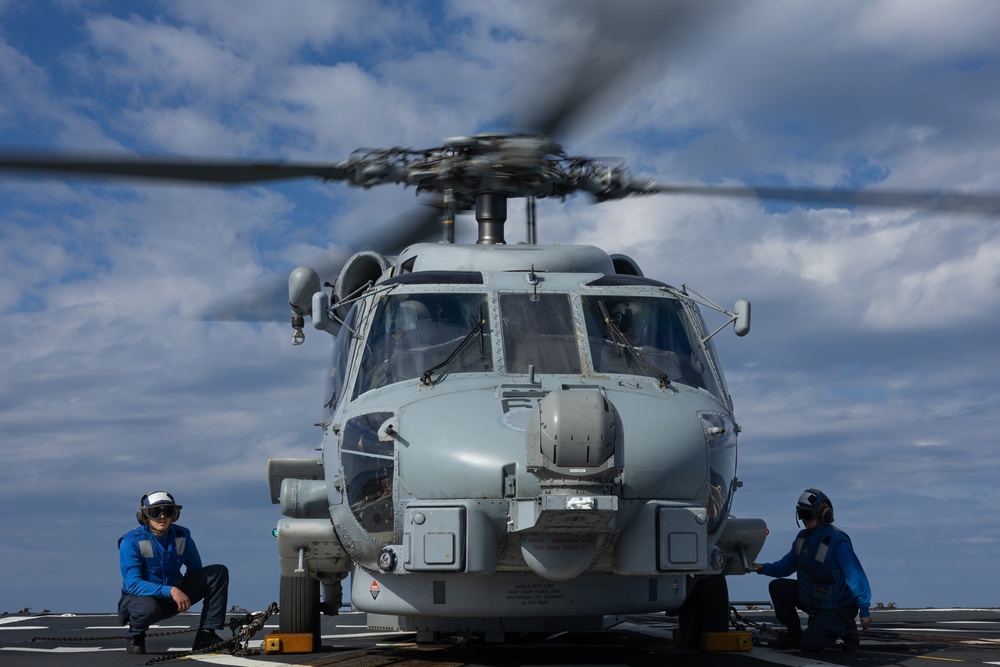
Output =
[
  {"x1": 0, "y1": 134, "x2": 766, "y2": 646},
  {"x1": 4, "y1": 2, "x2": 1000, "y2": 650}
]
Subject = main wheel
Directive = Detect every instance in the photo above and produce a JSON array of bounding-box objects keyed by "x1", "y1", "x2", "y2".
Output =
[
  {"x1": 677, "y1": 575, "x2": 729, "y2": 650},
  {"x1": 279, "y1": 575, "x2": 321, "y2": 650}
]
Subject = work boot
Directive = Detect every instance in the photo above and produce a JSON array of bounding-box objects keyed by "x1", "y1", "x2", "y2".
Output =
[
  {"x1": 125, "y1": 634, "x2": 146, "y2": 654},
  {"x1": 768, "y1": 629, "x2": 802, "y2": 650},
  {"x1": 841, "y1": 632, "x2": 860, "y2": 651},
  {"x1": 191, "y1": 629, "x2": 228, "y2": 652}
]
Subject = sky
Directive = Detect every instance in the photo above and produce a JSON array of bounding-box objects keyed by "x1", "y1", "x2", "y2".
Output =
[{"x1": 1, "y1": 0, "x2": 999, "y2": 614}]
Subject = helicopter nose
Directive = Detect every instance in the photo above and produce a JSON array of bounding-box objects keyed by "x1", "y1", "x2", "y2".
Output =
[{"x1": 514, "y1": 389, "x2": 623, "y2": 580}]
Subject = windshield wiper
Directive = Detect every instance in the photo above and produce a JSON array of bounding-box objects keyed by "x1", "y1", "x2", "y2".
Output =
[
  {"x1": 597, "y1": 300, "x2": 670, "y2": 388},
  {"x1": 419, "y1": 303, "x2": 487, "y2": 386}
]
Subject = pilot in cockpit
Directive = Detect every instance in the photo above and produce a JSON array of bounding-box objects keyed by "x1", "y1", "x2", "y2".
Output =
[
  {"x1": 610, "y1": 304, "x2": 647, "y2": 348},
  {"x1": 387, "y1": 299, "x2": 431, "y2": 349}
]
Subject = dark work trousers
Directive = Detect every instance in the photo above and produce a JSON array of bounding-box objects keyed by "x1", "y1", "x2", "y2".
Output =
[
  {"x1": 118, "y1": 564, "x2": 229, "y2": 637},
  {"x1": 769, "y1": 578, "x2": 859, "y2": 652}
]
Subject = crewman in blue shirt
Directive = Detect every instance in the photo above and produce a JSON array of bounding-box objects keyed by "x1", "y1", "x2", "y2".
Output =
[
  {"x1": 118, "y1": 491, "x2": 230, "y2": 655},
  {"x1": 751, "y1": 488, "x2": 872, "y2": 651}
]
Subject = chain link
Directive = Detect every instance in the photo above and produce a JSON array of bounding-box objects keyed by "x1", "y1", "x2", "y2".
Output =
[
  {"x1": 32, "y1": 627, "x2": 196, "y2": 644},
  {"x1": 144, "y1": 603, "x2": 280, "y2": 664},
  {"x1": 729, "y1": 605, "x2": 775, "y2": 647},
  {"x1": 30, "y1": 602, "x2": 280, "y2": 663}
]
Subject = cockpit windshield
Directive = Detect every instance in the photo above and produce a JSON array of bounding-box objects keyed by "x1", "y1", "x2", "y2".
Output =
[
  {"x1": 354, "y1": 292, "x2": 493, "y2": 397},
  {"x1": 582, "y1": 295, "x2": 721, "y2": 395},
  {"x1": 500, "y1": 293, "x2": 582, "y2": 375}
]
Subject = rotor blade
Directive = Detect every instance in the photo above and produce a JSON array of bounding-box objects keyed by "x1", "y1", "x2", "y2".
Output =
[
  {"x1": 200, "y1": 279, "x2": 297, "y2": 323},
  {"x1": 196, "y1": 199, "x2": 447, "y2": 322},
  {"x1": 635, "y1": 181, "x2": 1000, "y2": 215},
  {"x1": 0, "y1": 153, "x2": 348, "y2": 184},
  {"x1": 519, "y1": 0, "x2": 713, "y2": 139},
  {"x1": 364, "y1": 197, "x2": 449, "y2": 255}
]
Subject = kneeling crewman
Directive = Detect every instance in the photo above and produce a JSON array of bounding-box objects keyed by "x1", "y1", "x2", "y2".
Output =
[
  {"x1": 751, "y1": 489, "x2": 872, "y2": 651},
  {"x1": 118, "y1": 491, "x2": 231, "y2": 655}
]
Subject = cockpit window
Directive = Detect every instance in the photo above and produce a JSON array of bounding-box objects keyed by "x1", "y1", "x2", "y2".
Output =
[
  {"x1": 354, "y1": 292, "x2": 493, "y2": 397},
  {"x1": 582, "y1": 295, "x2": 720, "y2": 394},
  {"x1": 323, "y1": 303, "x2": 359, "y2": 419},
  {"x1": 500, "y1": 293, "x2": 582, "y2": 375}
]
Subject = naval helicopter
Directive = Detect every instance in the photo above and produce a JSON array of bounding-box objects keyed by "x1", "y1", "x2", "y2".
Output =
[
  {"x1": 1, "y1": 135, "x2": 763, "y2": 647},
  {"x1": 3, "y1": 131, "x2": 1000, "y2": 648}
]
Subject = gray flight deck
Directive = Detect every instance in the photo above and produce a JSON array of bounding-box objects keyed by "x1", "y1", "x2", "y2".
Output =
[{"x1": 2, "y1": 606, "x2": 999, "y2": 667}]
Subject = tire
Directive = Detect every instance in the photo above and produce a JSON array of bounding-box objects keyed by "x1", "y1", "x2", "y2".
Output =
[
  {"x1": 279, "y1": 575, "x2": 321, "y2": 650},
  {"x1": 678, "y1": 575, "x2": 729, "y2": 650}
]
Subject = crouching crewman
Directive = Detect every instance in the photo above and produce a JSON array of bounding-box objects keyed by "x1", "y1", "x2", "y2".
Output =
[{"x1": 118, "y1": 491, "x2": 230, "y2": 655}]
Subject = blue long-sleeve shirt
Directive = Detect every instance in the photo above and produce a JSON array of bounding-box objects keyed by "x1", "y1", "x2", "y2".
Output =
[
  {"x1": 119, "y1": 524, "x2": 203, "y2": 598},
  {"x1": 760, "y1": 525, "x2": 872, "y2": 618}
]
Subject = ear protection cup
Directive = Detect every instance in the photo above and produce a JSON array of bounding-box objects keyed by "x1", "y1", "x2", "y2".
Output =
[
  {"x1": 802, "y1": 487, "x2": 834, "y2": 524},
  {"x1": 137, "y1": 492, "x2": 153, "y2": 525}
]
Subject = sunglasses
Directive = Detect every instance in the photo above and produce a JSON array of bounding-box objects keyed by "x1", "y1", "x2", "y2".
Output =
[
  {"x1": 143, "y1": 505, "x2": 176, "y2": 519},
  {"x1": 797, "y1": 508, "x2": 819, "y2": 522}
]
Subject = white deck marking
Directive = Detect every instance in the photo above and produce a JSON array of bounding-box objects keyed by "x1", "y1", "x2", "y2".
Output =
[
  {"x1": 185, "y1": 655, "x2": 271, "y2": 666},
  {"x1": 0, "y1": 617, "x2": 41, "y2": 626},
  {"x1": 936, "y1": 620, "x2": 1000, "y2": 624},
  {"x1": 321, "y1": 630, "x2": 415, "y2": 639},
  {"x1": 751, "y1": 647, "x2": 844, "y2": 667},
  {"x1": 0, "y1": 646, "x2": 120, "y2": 653}
]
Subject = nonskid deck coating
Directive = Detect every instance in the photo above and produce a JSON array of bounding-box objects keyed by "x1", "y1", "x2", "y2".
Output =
[{"x1": 1, "y1": 607, "x2": 998, "y2": 667}]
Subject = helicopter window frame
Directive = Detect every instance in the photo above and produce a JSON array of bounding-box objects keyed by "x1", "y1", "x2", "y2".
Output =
[
  {"x1": 580, "y1": 292, "x2": 725, "y2": 397},
  {"x1": 686, "y1": 301, "x2": 730, "y2": 403},
  {"x1": 498, "y1": 292, "x2": 583, "y2": 376},
  {"x1": 352, "y1": 290, "x2": 495, "y2": 398},
  {"x1": 341, "y1": 411, "x2": 395, "y2": 544},
  {"x1": 323, "y1": 302, "x2": 361, "y2": 419}
]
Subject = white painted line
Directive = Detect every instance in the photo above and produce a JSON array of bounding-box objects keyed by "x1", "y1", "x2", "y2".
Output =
[
  {"x1": 936, "y1": 620, "x2": 1000, "y2": 624},
  {"x1": 877, "y1": 627, "x2": 1000, "y2": 634},
  {"x1": 751, "y1": 647, "x2": 843, "y2": 667},
  {"x1": 0, "y1": 617, "x2": 40, "y2": 626},
  {"x1": 186, "y1": 654, "x2": 269, "y2": 666},
  {"x1": 0, "y1": 646, "x2": 120, "y2": 653},
  {"x1": 616, "y1": 621, "x2": 675, "y2": 640},
  {"x1": 321, "y1": 631, "x2": 416, "y2": 639},
  {"x1": 0, "y1": 626, "x2": 48, "y2": 631}
]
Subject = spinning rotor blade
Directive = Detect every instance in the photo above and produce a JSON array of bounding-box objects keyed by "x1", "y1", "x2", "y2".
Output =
[
  {"x1": 635, "y1": 181, "x2": 1000, "y2": 215},
  {"x1": 0, "y1": 154, "x2": 347, "y2": 184},
  {"x1": 519, "y1": 0, "x2": 712, "y2": 139},
  {"x1": 201, "y1": 198, "x2": 446, "y2": 323}
]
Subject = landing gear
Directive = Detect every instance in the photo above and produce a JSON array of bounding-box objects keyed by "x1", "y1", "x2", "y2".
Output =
[
  {"x1": 279, "y1": 575, "x2": 321, "y2": 651},
  {"x1": 677, "y1": 575, "x2": 729, "y2": 650}
]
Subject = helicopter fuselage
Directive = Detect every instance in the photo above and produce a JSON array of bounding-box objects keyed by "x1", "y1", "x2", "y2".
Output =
[{"x1": 269, "y1": 242, "x2": 766, "y2": 636}]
